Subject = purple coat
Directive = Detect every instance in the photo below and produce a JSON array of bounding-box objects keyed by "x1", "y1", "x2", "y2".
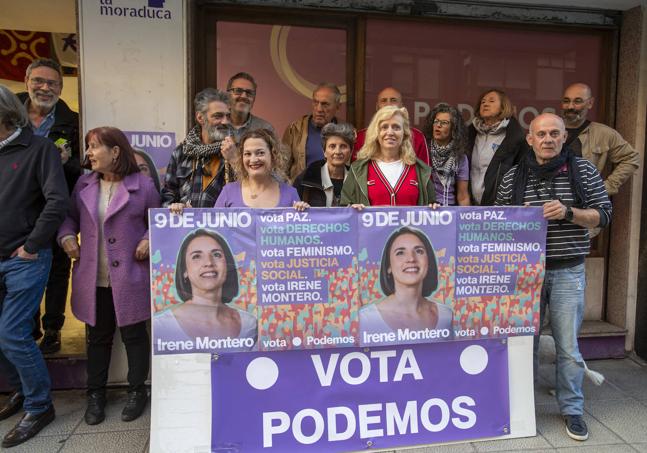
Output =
[{"x1": 58, "y1": 172, "x2": 160, "y2": 327}]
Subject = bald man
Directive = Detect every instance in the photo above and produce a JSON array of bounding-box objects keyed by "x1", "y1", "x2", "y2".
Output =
[
  {"x1": 496, "y1": 113, "x2": 612, "y2": 442},
  {"x1": 561, "y1": 83, "x2": 639, "y2": 196},
  {"x1": 352, "y1": 87, "x2": 429, "y2": 165}
]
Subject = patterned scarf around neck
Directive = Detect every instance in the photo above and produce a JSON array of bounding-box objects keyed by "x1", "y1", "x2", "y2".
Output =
[
  {"x1": 472, "y1": 116, "x2": 509, "y2": 135},
  {"x1": 182, "y1": 124, "x2": 223, "y2": 161},
  {"x1": 430, "y1": 139, "x2": 457, "y2": 188}
]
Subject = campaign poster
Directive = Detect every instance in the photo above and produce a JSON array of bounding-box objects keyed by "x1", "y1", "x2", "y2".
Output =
[
  {"x1": 454, "y1": 207, "x2": 546, "y2": 339},
  {"x1": 150, "y1": 208, "x2": 258, "y2": 355},
  {"x1": 123, "y1": 130, "x2": 176, "y2": 181},
  {"x1": 357, "y1": 207, "x2": 457, "y2": 347},
  {"x1": 211, "y1": 339, "x2": 510, "y2": 452},
  {"x1": 255, "y1": 208, "x2": 359, "y2": 351}
]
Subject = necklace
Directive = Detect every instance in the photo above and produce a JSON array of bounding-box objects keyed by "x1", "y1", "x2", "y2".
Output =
[
  {"x1": 247, "y1": 180, "x2": 272, "y2": 199},
  {"x1": 250, "y1": 185, "x2": 268, "y2": 199}
]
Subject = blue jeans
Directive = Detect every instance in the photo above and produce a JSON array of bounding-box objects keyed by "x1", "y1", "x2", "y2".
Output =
[
  {"x1": 534, "y1": 263, "x2": 586, "y2": 416},
  {"x1": 0, "y1": 249, "x2": 53, "y2": 414}
]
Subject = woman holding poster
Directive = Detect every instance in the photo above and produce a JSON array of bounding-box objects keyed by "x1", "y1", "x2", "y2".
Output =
[
  {"x1": 360, "y1": 227, "x2": 453, "y2": 340},
  {"x1": 340, "y1": 106, "x2": 436, "y2": 207},
  {"x1": 215, "y1": 128, "x2": 307, "y2": 209},
  {"x1": 153, "y1": 229, "x2": 257, "y2": 350}
]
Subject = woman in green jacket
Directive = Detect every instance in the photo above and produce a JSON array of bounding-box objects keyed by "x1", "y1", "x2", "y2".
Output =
[{"x1": 341, "y1": 106, "x2": 436, "y2": 208}]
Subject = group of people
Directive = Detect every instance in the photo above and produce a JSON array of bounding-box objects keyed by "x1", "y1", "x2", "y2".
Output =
[{"x1": 0, "y1": 57, "x2": 640, "y2": 449}]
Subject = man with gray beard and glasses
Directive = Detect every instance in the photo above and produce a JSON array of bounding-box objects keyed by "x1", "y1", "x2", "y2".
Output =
[
  {"x1": 560, "y1": 83, "x2": 639, "y2": 197},
  {"x1": 17, "y1": 58, "x2": 80, "y2": 355},
  {"x1": 162, "y1": 88, "x2": 237, "y2": 213}
]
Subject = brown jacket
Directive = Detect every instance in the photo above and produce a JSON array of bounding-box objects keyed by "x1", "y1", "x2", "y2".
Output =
[
  {"x1": 282, "y1": 114, "x2": 311, "y2": 181},
  {"x1": 579, "y1": 121, "x2": 640, "y2": 195}
]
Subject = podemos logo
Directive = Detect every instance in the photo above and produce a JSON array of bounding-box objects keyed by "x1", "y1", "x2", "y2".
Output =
[{"x1": 99, "y1": 0, "x2": 172, "y2": 20}]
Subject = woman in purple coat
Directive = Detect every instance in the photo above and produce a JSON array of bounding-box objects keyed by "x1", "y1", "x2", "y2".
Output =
[{"x1": 58, "y1": 127, "x2": 160, "y2": 426}]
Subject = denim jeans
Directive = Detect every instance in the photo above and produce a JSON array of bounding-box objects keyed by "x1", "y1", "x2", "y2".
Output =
[
  {"x1": 534, "y1": 262, "x2": 586, "y2": 416},
  {"x1": 0, "y1": 249, "x2": 53, "y2": 414}
]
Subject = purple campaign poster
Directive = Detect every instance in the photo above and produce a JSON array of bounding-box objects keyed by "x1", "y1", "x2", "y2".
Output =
[
  {"x1": 357, "y1": 207, "x2": 457, "y2": 347},
  {"x1": 150, "y1": 208, "x2": 258, "y2": 355},
  {"x1": 454, "y1": 207, "x2": 546, "y2": 339},
  {"x1": 256, "y1": 208, "x2": 359, "y2": 351},
  {"x1": 124, "y1": 130, "x2": 176, "y2": 179},
  {"x1": 149, "y1": 207, "x2": 545, "y2": 354},
  {"x1": 211, "y1": 339, "x2": 510, "y2": 452}
]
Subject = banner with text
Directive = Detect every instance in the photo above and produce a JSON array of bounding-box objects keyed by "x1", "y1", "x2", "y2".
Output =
[
  {"x1": 150, "y1": 207, "x2": 545, "y2": 355},
  {"x1": 211, "y1": 339, "x2": 510, "y2": 452}
]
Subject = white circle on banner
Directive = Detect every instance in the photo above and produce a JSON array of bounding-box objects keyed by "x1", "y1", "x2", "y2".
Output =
[
  {"x1": 460, "y1": 345, "x2": 488, "y2": 375},
  {"x1": 246, "y1": 357, "x2": 279, "y2": 390},
  {"x1": 292, "y1": 337, "x2": 302, "y2": 347},
  {"x1": 480, "y1": 326, "x2": 489, "y2": 336}
]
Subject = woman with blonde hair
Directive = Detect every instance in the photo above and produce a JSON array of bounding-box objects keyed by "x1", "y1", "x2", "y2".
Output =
[{"x1": 341, "y1": 106, "x2": 436, "y2": 207}]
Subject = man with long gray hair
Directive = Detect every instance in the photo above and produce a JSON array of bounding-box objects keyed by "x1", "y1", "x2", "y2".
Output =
[
  {"x1": 162, "y1": 88, "x2": 237, "y2": 212},
  {"x1": 0, "y1": 85, "x2": 69, "y2": 447}
]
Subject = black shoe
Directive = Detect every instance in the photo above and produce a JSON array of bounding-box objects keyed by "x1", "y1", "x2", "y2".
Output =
[
  {"x1": 1, "y1": 405, "x2": 55, "y2": 448},
  {"x1": 564, "y1": 414, "x2": 589, "y2": 441},
  {"x1": 39, "y1": 330, "x2": 61, "y2": 355},
  {"x1": 121, "y1": 390, "x2": 147, "y2": 422},
  {"x1": 0, "y1": 391, "x2": 24, "y2": 421},
  {"x1": 84, "y1": 391, "x2": 106, "y2": 425}
]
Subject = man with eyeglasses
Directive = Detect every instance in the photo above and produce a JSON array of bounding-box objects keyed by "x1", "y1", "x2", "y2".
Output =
[
  {"x1": 283, "y1": 82, "x2": 341, "y2": 181},
  {"x1": 351, "y1": 87, "x2": 429, "y2": 165},
  {"x1": 162, "y1": 88, "x2": 237, "y2": 213},
  {"x1": 17, "y1": 58, "x2": 80, "y2": 355},
  {"x1": 226, "y1": 72, "x2": 275, "y2": 142},
  {"x1": 561, "y1": 83, "x2": 639, "y2": 197}
]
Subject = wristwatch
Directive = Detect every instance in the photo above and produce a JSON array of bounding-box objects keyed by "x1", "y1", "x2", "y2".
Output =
[{"x1": 564, "y1": 206, "x2": 574, "y2": 221}]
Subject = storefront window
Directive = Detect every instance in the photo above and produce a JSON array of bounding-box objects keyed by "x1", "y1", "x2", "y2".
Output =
[
  {"x1": 216, "y1": 21, "x2": 347, "y2": 136},
  {"x1": 364, "y1": 19, "x2": 604, "y2": 129}
]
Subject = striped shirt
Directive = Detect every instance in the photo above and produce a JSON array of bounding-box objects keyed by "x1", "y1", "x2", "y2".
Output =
[{"x1": 495, "y1": 157, "x2": 611, "y2": 261}]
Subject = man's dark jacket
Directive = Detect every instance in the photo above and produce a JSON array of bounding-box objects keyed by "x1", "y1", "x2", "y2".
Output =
[
  {"x1": 17, "y1": 92, "x2": 81, "y2": 192},
  {"x1": 0, "y1": 128, "x2": 69, "y2": 256}
]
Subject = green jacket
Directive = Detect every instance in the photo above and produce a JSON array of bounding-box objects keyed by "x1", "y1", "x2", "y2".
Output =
[{"x1": 340, "y1": 158, "x2": 436, "y2": 206}]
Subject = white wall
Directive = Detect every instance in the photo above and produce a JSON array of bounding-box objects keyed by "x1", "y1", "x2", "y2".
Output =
[{"x1": 78, "y1": 0, "x2": 187, "y2": 138}]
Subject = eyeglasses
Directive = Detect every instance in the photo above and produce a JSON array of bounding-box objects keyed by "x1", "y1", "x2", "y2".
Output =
[
  {"x1": 29, "y1": 77, "x2": 61, "y2": 89},
  {"x1": 432, "y1": 119, "x2": 451, "y2": 127},
  {"x1": 228, "y1": 87, "x2": 256, "y2": 97}
]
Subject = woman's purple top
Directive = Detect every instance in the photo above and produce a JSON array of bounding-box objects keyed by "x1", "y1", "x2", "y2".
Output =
[
  {"x1": 214, "y1": 181, "x2": 300, "y2": 208},
  {"x1": 432, "y1": 154, "x2": 469, "y2": 206}
]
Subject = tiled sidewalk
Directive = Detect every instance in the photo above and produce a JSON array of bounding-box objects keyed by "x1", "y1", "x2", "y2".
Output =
[{"x1": 1, "y1": 356, "x2": 646, "y2": 452}]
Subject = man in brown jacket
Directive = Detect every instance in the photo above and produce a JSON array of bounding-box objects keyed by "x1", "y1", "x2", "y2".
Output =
[
  {"x1": 282, "y1": 83, "x2": 340, "y2": 181},
  {"x1": 561, "y1": 83, "x2": 640, "y2": 196}
]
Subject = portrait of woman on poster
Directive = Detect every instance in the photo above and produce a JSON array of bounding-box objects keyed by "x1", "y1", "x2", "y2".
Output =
[
  {"x1": 153, "y1": 228, "x2": 257, "y2": 350},
  {"x1": 359, "y1": 226, "x2": 453, "y2": 339}
]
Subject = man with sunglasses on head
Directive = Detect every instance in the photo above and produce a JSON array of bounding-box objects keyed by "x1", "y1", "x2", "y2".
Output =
[
  {"x1": 17, "y1": 58, "x2": 80, "y2": 355},
  {"x1": 226, "y1": 72, "x2": 275, "y2": 142},
  {"x1": 561, "y1": 83, "x2": 639, "y2": 198}
]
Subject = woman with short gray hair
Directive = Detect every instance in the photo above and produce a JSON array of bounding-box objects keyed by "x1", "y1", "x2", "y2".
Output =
[{"x1": 292, "y1": 122, "x2": 354, "y2": 206}]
